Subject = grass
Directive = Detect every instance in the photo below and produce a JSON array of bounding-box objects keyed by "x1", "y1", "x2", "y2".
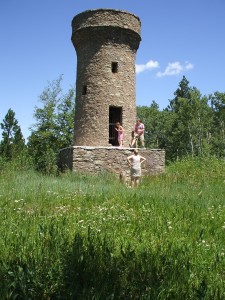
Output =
[{"x1": 0, "y1": 157, "x2": 225, "y2": 299}]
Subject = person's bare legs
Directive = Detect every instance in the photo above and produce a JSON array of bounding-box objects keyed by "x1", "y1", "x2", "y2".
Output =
[
  {"x1": 130, "y1": 138, "x2": 136, "y2": 148},
  {"x1": 135, "y1": 178, "x2": 140, "y2": 188},
  {"x1": 135, "y1": 139, "x2": 138, "y2": 148},
  {"x1": 131, "y1": 177, "x2": 140, "y2": 188}
]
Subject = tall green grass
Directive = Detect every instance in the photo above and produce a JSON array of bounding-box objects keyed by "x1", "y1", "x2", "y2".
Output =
[{"x1": 0, "y1": 157, "x2": 225, "y2": 299}]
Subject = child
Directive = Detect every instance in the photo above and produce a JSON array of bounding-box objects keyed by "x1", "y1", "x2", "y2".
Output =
[{"x1": 115, "y1": 122, "x2": 124, "y2": 147}]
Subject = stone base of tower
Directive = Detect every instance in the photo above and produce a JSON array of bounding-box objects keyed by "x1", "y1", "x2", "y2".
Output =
[{"x1": 58, "y1": 146, "x2": 165, "y2": 179}]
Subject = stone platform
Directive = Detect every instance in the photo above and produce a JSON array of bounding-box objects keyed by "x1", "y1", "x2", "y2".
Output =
[{"x1": 59, "y1": 146, "x2": 165, "y2": 179}]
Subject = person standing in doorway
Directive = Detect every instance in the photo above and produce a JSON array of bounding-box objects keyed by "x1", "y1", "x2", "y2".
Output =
[
  {"x1": 115, "y1": 122, "x2": 124, "y2": 147},
  {"x1": 127, "y1": 149, "x2": 146, "y2": 188}
]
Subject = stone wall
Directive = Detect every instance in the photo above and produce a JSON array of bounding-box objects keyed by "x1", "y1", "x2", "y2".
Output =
[
  {"x1": 72, "y1": 9, "x2": 141, "y2": 37},
  {"x1": 58, "y1": 10, "x2": 166, "y2": 178},
  {"x1": 71, "y1": 9, "x2": 141, "y2": 147},
  {"x1": 59, "y1": 146, "x2": 165, "y2": 179}
]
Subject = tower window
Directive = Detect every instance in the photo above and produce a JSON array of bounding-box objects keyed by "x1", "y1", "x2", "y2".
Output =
[
  {"x1": 82, "y1": 85, "x2": 87, "y2": 95},
  {"x1": 111, "y1": 62, "x2": 118, "y2": 73}
]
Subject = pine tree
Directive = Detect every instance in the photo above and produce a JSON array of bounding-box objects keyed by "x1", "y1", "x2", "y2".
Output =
[
  {"x1": 0, "y1": 109, "x2": 25, "y2": 160},
  {"x1": 168, "y1": 76, "x2": 191, "y2": 113}
]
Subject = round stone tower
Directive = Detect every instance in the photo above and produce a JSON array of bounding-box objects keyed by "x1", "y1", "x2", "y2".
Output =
[{"x1": 71, "y1": 9, "x2": 141, "y2": 147}]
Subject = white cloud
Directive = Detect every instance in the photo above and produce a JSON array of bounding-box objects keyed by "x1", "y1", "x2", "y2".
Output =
[
  {"x1": 185, "y1": 61, "x2": 194, "y2": 70},
  {"x1": 136, "y1": 60, "x2": 159, "y2": 74},
  {"x1": 156, "y1": 61, "x2": 194, "y2": 77},
  {"x1": 156, "y1": 61, "x2": 182, "y2": 77}
]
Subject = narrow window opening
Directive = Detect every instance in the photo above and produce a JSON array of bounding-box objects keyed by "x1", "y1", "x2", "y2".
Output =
[
  {"x1": 82, "y1": 85, "x2": 87, "y2": 95},
  {"x1": 111, "y1": 62, "x2": 118, "y2": 73}
]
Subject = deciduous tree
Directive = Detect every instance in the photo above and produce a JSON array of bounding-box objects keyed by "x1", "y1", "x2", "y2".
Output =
[{"x1": 28, "y1": 76, "x2": 75, "y2": 173}]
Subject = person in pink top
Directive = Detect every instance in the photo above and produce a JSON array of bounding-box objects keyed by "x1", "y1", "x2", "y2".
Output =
[
  {"x1": 115, "y1": 122, "x2": 124, "y2": 147},
  {"x1": 130, "y1": 119, "x2": 145, "y2": 148}
]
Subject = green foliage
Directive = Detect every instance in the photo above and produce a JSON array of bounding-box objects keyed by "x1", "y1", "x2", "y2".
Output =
[
  {"x1": 138, "y1": 77, "x2": 224, "y2": 162},
  {"x1": 0, "y1": 109, "x2": 25, "y2": 160},
  {"x1": 27, "y1": 76, "x2": 75, "y2": 174},
  {"x1": 2, "y1": 75, "x2": 224, "y2": 170},
  {"x1": 168, "y1": 75, "x2": 191, "y2": 112},
  {"x1": 168, "y1": 88, "x2": 213, "y2": 160},
  {"x1": 56, "y1": 88, "x2": 75, "y2": 147},
  {"x1": 0, "y1": 157, "x2": 225, "y2": 299},
  {"x1": 209, "y1": 92, "x2": 225, "y2": 157},
  {"x1": 137, "y1": 101, "x2": 162, "y2": 148}
]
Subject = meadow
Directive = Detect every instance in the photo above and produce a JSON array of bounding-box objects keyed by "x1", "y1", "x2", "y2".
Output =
[{"x1": 0, "y1": 157, "x2": 225, "y2": 299}]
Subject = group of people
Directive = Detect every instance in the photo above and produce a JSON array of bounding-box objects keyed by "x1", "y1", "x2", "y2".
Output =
[
  {"x1": 115, "y1": 119, "x2": 145, "y2": 148},
  {"x1": 115, "y1": 119, "x2": 146, "y2": 188}
]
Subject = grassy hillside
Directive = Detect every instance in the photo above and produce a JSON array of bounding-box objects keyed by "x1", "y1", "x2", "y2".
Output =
[{"x1": 0, "y1": 157, "x2": 225, "y2": 299}]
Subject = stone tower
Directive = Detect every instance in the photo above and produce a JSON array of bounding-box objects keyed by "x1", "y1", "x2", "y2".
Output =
[
  {"x1": 59, "y1": 10, "x2": 165, "y2": 177},
  {"x1": 71, "y1": 9, "x2": 141, "y2": 147}
]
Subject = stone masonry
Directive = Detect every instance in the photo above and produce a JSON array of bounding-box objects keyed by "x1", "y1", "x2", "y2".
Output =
[
  {"x1": 71, "y1": 9, "x2": 141, "y2": 147},
  {"x1": 58, "y1": 9, "x2": 165, "y2": 178},
  {"x1": 59, "y1": 147, "x2": 165, "y2": 179}
]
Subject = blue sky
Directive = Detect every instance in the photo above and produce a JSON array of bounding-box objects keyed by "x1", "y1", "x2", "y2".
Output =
[{"x1": 1, "y1": 0, "x2": 225, "y2": 140}]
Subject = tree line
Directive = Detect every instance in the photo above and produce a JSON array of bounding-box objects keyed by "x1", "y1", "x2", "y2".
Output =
[
  {"x1": 0, "y1": 75, "x2": 224, "y2": 173},
  {"x1": 137, "y1": 76, "x2": 225, "y2": 160}
]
